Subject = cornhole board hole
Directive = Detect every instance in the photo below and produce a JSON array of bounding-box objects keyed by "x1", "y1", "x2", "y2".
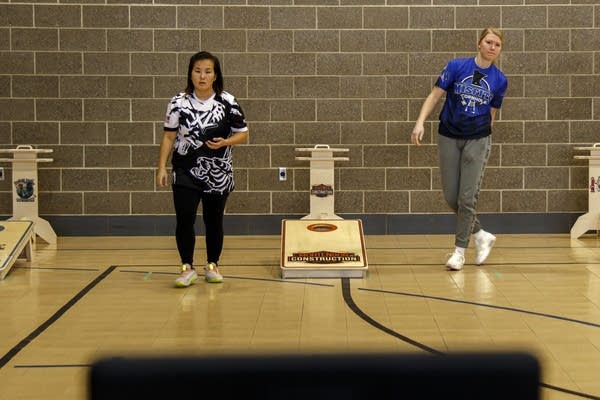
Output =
[
  {"x1": 281, "y1": 219, "x2": 368, "y2": 278},
  {"x1": 0, "y1": 220, "x2": 34, "y2": 280}
]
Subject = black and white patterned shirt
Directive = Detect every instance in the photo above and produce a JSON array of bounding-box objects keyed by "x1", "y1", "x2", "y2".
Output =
[{"x1": 164, "y1": 91, "x2": 247, "y2": 194}]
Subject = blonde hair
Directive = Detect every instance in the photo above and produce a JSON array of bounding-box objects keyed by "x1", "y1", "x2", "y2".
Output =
[{"x1": 478, "y1": 27, "x2": 504, "y2": 46}]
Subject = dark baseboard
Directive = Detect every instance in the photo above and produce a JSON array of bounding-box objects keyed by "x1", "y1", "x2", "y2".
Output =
[{"x1": 0, "y1": 213, "x2": 584, "y2": 236}]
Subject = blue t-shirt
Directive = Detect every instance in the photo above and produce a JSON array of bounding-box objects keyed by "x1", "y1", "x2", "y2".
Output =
[{"x1": 435, "y1": 57, "x2": 507, "y2": 139}]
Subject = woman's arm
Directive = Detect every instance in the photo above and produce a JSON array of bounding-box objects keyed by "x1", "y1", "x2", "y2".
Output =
[
  {"x1": 490, "y1": 107, "x2": 498, "y2": 126},
  {"x1": 411, "y1": 86, "x2": 446, "y2": 146},
  {"x1": 156, "y1": 131, "x2": 176, "y2": 188},
  {"x1": 205, "y1": 130, "x2": 249, "y2": 150}
]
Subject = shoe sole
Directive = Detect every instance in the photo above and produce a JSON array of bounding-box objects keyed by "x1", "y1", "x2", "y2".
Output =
[
  {"x1": 174, "y1": 276, "x2": 198, "y2": 288},
  {"x1": 204, "y1": 266, "x2": 223, "y2": 283},
  {"x1": 475, "y1": 237, "x2": 496, "y2": 265}
]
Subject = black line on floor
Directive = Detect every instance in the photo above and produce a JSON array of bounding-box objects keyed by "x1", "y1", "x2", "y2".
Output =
[
  {"x1": 491, "y1": 261, "x2": 600, "y2": 265},
  {"x1": 36, "y1": 248, "x2": 175, "y2": 251},
  {"x1": 372, "y1": 262, "x2": 600, "y2": 266},
  {"x1": 37, "y1": 245, "x2": 591, "y2": 252},
  {"x1": 14, "y1": 364, "x2": 91, "y2": 368},
  {"x1": 114, "y1": 263, "x2": 281, "y2": 268},
  {"x1": 119, "y1": 269, "x2": 175, "y2": 275},
  {"x1": 14, "y1": 266, "x2": 100, "y2": 272},
  {"x1": 0, "y1": 266, "x2": 117, "y2": 370},
  {"x1": 540, "y1": 383, "x2": 600, "y2": 400},
  {"x1": 359, "y1": 287, "x2": 600, "y2": 328},
  {"x1": 341, "y1": 277, "x2": 444, "y2": 355},
  {"x1": 35, "y1": 247, "x2": 279, "y2": 252},
  {"x1": 353, "y1": 284, "x2": 600, "y2": 400},
  {"x1": 118, "y1": 269, "x2": 334, "y2": 287}
]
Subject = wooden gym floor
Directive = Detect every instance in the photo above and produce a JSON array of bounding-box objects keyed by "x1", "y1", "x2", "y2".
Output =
[{"x1": 1, "y1": 233, "x2": 600, "y2": 400}]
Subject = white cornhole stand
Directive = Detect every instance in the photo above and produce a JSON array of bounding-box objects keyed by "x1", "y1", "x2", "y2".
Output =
[
  {"x1": 0, "y1": 145, "x2": 57, "y2": 245},
  {"x1": 296, "y1": 144, "x2": 348, "y2": 220},
  {"x1": 571, "y1": 143, "x2": 600, "y2": 239},
  {"x1": 280, "y1": 145, "x2": 368, "y2": 278}
]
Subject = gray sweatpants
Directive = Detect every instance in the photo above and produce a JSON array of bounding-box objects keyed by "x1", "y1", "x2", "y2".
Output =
[{"x1": 438, "y1": 134, "x2": 491, "y2": 248}]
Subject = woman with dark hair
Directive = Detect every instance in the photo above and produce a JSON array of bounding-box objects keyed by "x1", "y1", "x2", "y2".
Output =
[
  {"x1": 157, "y1": 51, "x2": 249, "y2": 287},
  {"x1": 411, "y1": 28, "x2": 508, "y2": 271}
]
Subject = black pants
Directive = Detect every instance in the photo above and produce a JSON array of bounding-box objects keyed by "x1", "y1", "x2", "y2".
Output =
[{"x1": 172, "y1": 184, "x2": 229, "y2": 268}]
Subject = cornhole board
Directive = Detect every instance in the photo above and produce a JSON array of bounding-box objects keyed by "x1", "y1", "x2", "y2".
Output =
[
  {"x1": 281, "y1": 219, "x2": 368, "y2": 278},
  {"x1": 0, "y1": 220, "x2": 34, "y2": 280}
]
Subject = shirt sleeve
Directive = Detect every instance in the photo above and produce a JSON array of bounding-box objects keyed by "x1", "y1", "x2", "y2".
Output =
[
  {"x1": 163, "y1": 95, "x2": 180, "y2": 132},
  {"x1": 490, "y1": 76, "x2": 508, "y2": 109},
  {"x1": 434, "y1": 61, "x2": 454, "y2": 91},
  {"x1": 222, "y1": 92, "x2": 248, "y2": 133}
]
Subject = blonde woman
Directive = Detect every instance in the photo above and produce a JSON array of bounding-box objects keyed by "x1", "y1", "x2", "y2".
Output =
[{"x1": 411, "y1": 28, "x2": 508, "y2": 271}]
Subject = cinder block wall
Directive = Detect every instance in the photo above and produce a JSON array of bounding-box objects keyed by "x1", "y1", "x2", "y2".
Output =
[{"x1": 0, "y1": 1, "x2": 597, "y2": 234}]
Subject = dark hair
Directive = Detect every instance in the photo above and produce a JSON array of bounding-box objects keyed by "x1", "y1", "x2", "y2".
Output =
[{"x1": 184, "y1": 51, "x2": 223, "y2": 95}]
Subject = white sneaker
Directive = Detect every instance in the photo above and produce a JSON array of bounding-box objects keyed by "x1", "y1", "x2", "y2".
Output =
[
  {"x1": 475, "y1": 231, "x2": 496, "y2": 265},
  {"x1": 174, "y1": 264, "x2": 198, "y2": 288},
  {"x1": 204, "y1": 262, "x2": 223, "y2": 283},
  {"x1": 446, "y1": 252, "x2": 465, "y2": 271}
]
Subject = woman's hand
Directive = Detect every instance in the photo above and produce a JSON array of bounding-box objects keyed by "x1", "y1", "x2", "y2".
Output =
[
  {"x1": 411, "y1": 124, "x2": 424, "y2": 146},
  {"x1": 411, "y1": 86, "x2": 445, "y2": 146},
  {"x1": 205, "y1": 137, "x2": 228, "y2": 150},
  {"x1": 156, "y1": 167, "x2": 169, "y2": 188}
]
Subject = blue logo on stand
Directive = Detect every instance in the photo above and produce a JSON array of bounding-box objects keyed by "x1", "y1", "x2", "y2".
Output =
[{"x1": 14, "y1": 178, "x2": 36, "y2": 202}]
